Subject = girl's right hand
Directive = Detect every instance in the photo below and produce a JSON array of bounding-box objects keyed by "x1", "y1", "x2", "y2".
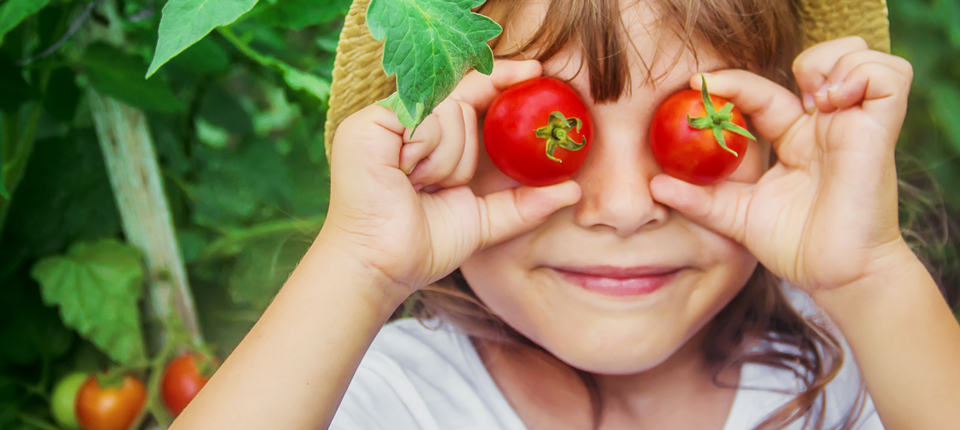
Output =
[{"x1": 316, "y1": 60, "x2": 582, "y2": 299}]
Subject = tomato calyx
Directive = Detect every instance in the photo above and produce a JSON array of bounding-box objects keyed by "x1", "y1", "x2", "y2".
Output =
[
  {"x1": 534, "y1": 111, "x2": 586, "y2": 162},
  {"x1": 686, "y1": 75, "x2": 756, "y2": 157}
]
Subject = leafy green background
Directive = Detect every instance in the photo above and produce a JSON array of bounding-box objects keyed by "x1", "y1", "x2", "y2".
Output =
[{"x1": 0, "y1": 0, "x2": 957, "y2": 428}]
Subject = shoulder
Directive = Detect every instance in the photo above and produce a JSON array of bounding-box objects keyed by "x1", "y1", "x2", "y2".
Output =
[
  {"x1": 727, "y1": 284, "x2": 884, "y2": 429},
  {"x1": 329, "y1": 318, "x2": 524, "y2": 430}
]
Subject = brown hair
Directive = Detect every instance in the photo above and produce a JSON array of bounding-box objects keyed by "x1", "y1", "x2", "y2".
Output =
[{"x1": 400, "y1": 0, "x2": 866, "y2": 428}]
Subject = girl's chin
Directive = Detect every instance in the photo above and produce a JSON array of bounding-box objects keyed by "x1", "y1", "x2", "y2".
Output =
[{"x1": 527, "y1": 325, "x2": 691, "y2": 375}]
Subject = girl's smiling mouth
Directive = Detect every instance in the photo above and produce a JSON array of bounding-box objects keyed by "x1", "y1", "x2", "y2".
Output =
[{"x1": 551, "y1": 265, "x2": 683, "y2": 297}]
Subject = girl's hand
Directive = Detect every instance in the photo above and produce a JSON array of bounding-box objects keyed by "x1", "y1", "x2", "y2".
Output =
[
  {"x1": 650, "y1": 37, "x2": 914, "y2": 294},
  {"x1": 317, "y1": 60, "x2": 581, "y2": 299}
]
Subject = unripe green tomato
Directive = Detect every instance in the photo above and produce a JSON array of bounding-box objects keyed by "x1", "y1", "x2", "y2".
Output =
[{"x1": 51, "y1": 372, "x2": 89, "y2": 429}]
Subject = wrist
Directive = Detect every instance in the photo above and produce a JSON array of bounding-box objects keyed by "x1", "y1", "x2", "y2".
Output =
[
  {"x1": 811, "y1": 238, "x2": 934, "y2": 321},
  {"x1": 290, "y1": 233, "x2": 410, "y2": 317}
]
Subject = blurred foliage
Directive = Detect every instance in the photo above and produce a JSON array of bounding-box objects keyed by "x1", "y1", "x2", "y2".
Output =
[
  {"x1": 0, "y1": 0, "x2": 342, "y2": 426},
  {"x1": 889, "y1": 0, "x2": 960, "y2": 296},
  {"x1": 0, "y1": 0, "x2": 957, "y2": 428}
]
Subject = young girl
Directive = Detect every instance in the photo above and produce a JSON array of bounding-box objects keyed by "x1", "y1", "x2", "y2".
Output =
[{"x1": 170, "y1": 0, "x2": 960, "y2": 428}]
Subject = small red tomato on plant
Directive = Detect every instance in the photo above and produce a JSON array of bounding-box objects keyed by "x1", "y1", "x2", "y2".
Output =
[
  {"x1": 650, "y1": 76, "x2": 756, "y2": 185},
  {"x1": 483, "y1": 76, "x2": 594, "y2": 187},
  {"x1": 76, "y1": 375, "x2": 146, "y2": 430},
  {"x1": 161, "y1": 353, "x2": 214, "y2": 416}
]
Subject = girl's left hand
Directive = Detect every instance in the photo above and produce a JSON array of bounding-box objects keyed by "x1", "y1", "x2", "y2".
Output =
[{"x1": 650, "y1": 36, "x2": 915, "y2": 294}]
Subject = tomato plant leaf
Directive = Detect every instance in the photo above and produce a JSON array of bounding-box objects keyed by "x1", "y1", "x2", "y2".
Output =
[
  {"x1": 0, "y1": 0, "x2": 51, "y2": 47},
  {"x1": 147, "y1": 0, "x2": 259, "y2": 77},
  {"x1": 366, "y1": 0, "x2": 501, "y2": 131},
  {"x1": 30, "y1": 239, "x2": 148, "y2": 365},
  {"x1": 82, "y1": 43, "x2": 184, "y2": 113}
]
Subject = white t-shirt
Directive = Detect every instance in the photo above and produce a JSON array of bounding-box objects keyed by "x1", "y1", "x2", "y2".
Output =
[{"x1": 330, "y1": 286, "x2": 882, "y2": 430}]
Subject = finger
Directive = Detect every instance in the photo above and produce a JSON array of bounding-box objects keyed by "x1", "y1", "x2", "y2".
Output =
[
  {"x1": 450, "y1": 60, "x2": 542, "y2": 113},
  {"x1": 477, "y1": 181, "x2": 581, "y2": 249},
  {"x1": 816, "y1": 52, "x2": 913, "y2": 114},
  {"x1": 437, "y1": 100, "x2": 480, "y2": 188},
  {"x1": 398, "y1": 113, "x2": 442, "y2": 174},
  {"x1": 826, "y1": 62, "x2": 912, "y2": 132},
  {"x1": 407, "y1": 99, "x2": 467, "y2": 186},
  {"x1": 649, "y1": 174, "x2": 754, "y2": 244},
  {"x1": 691, "y1": 71, "x2": 805, "y2": 145},
  {"x1": 792, "y1": 36, "x2": 869, "y2": 111},
  {"x1": 333, "y1": 104, "x2": 406, "y2": 170}
]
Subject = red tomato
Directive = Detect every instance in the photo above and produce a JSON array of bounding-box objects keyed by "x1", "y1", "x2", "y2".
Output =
[
  {"x1": 483, "y1": 77, "x2": 594, "y2": 187},
  {"x1": 650, "y1": 79, "x2": 754, "y2": 185},
  {"x1": 76, "y1": 375, "x2": 146, "y2": 430},
  {"x1": 161, "y1": 353, "x2": 212, "y2": 416}
]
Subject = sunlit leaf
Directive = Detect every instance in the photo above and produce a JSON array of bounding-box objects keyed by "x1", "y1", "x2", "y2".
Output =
[
  {"x1": 31, "y1": 239, "x2": 147, "y2": 365},
  {"x1": 367, "y1": 0, "x2": 501, "y2": 131},
  {"x1": 0, "y1": 0, "x2": 51, "y2": 46},
  {"x1": 147, "y1": 0, "x2": 259, "y2": 77}
]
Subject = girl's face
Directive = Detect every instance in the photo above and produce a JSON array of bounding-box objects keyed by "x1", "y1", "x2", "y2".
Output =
[{"x1": 461, "y1": 0, "x2": 768, "y2": 374}]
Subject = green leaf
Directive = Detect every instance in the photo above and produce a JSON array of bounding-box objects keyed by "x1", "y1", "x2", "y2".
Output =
[
  {"x1": 170, "y1": 36, "x2": 231, "y2": 75},
  {"x1": 82, "y1": 43, "x2": 184, "y2": 113},
  {"x1": 279, "y1": 64, "x2": 329, "y2": 100},
  {"x1": 192, "y1": 142, "x2": 291, "y2": 227},
  {"x1": 0, "y1": 0, "x2": 51, "y2": 47},
  {"x1": 376, "y1": 92, "x2": 422, "y2": 130},
  {"x1": 366, "y1": 0, "x2": 501, "y2": 131},
  {"x1": 42, "y1": 67, "x2": 81, "y2": 122},
  {"x1": 30, "y1": 239, "x2": 147, "y2": 365},
  {"x1": 147, "y1": 0, "x2": 259, "y2": 77}
]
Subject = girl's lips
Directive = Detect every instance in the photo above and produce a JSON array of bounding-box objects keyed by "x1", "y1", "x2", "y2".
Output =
[{"x1": 551, "y1": 266, "x2": 682, "y2": 297}]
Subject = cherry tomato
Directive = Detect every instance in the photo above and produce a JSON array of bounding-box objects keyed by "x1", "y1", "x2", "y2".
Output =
[
  {"x1": 161, "y1": 353, "x2": 212, "y2": 416},
  {"x1": 650, "y1": 78, "x2": 755, "y2": 185},
  {"x1": 76, "y1": 375, "x2": 146, "y2": 430},
  {"x1": 483, "y1": 76, "x2": 594, "y2": 187},
  {"x1": 50, "y1": 372, "x2": 88, "y2": 429}
]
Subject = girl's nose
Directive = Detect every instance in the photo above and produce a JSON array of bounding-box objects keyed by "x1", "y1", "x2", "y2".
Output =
[{"x1": 573, "y1": 126, "x2": 669, "y2": 237}]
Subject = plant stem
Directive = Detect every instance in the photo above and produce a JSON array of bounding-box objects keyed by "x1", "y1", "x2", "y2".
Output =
[{"x1": 197, "y1": 214, "x2": 326, "y2": 261}]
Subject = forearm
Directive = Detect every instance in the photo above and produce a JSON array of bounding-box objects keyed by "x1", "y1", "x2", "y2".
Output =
[
  {"x1": 814, "y1": 241, "x2": 960, "y2": 430},
  {"x1": 170, "y1": 238, "x2": 405, "y2": 430}
]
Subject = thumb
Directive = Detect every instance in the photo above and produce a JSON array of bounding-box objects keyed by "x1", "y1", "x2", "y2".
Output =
[
  {"x1": 478, "y1": 181, "x2": 581, "y2": 249},
  {"x1": 650, "y1": 174, "x2": 752, "y2": 244}
]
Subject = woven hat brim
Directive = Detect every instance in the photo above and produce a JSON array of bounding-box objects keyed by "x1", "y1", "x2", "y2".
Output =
[{"x1": 323, "y1": 0, "x2": 890, "y2": 162}]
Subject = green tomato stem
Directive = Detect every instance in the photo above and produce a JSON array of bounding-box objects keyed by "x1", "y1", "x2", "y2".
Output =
[
  {"x1": 687, "y1": 74, "x2": 757, "y2": 157},
  {"x1": 535, "y1": 111, "x2": 587, "y2": 163}
]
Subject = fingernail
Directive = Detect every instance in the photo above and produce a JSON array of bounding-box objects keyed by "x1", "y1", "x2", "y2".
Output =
[
  {"x1": 815, "y1": 82, "x2": 830, "y2": 97},
  {"x1": 828, "y1": 80, "x2": 844, "y2": 92},
  {"x1": 802, "y1": 93, "x2": 815, "y2": 113},
  {"x1": 404, "y1": 161, "x2": 419, "y2": 175}
]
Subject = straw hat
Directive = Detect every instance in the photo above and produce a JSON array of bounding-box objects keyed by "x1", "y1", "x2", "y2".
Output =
[{"x1": 322, "y1": 0, "x2": 890, "y2": 161}]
